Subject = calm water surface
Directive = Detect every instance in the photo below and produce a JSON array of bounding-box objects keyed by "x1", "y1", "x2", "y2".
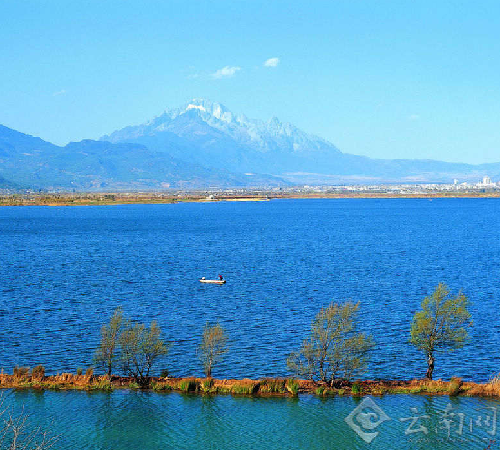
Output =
[{"x1": 3, "y1": 390, "x2": 500, "y2": 449}]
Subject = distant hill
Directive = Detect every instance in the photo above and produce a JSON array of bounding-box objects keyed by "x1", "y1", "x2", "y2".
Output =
[
  {"x1": 0, "y1": 173, "x2": 18, "y2": 190},
  {"x1": 0, "y1": 125, "x2": 287, "y2": 190},
  {"x1": 2, "y1": 100, "x2": 500, "y2": 191},
  {"x1": 103, "y1": 99, "x2": 500, "y2": 183}
]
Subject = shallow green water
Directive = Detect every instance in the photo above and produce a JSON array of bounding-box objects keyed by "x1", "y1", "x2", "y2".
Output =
[{"x1": 3, "y1": 391, "x2": 500, "y2": 449}]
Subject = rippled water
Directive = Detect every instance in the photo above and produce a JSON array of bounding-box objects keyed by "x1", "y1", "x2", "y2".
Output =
[
  {"x1": 3, "y1": 390, "x2": 500, "y2": 449},
  {"x1": 1, "y1": 199, "x2": 500, "y2": 381}
]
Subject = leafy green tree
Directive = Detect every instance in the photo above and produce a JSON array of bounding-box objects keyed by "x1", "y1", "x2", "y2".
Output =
[
  {"x1": 198, "y1": 323, "x2": 228, "y2": 378},
  {"x1": 410, "y1": 283, "x2": 473, "y2": 380},
  {"x1": 119, "y1": 320, "x2": 170, "y2": 386},
  {"x1": 94, "y1": 307, "x2": 124, "y2": 376},
  {"x1": 287, "y1": 301, "x2": 373, "y2": 383}
]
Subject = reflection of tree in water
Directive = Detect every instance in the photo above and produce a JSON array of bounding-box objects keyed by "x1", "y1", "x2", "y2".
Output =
[
  {"x1": 196, "y1": 396, "x2": 300, "y2": 449},
  {"x1": 194, "y1": 395, "x2": 230, "y2": 448},
  {"x1": 88, "y1": 391, "x2": 168, "y2": 448}
]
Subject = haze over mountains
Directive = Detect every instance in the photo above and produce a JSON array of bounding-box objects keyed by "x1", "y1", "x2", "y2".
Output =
[{"x1": 1, "y1": 99, "x2": 499, "y2": 191}]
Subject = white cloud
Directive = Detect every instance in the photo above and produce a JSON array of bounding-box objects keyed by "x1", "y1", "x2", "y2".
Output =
[
  {"x1": 53, "y1": 89, "x2": 67, "y2": 96},
  {"x1": 409, "y1": 114, "x2": 420, "y2": 121},
  {"x1": 264, "y1": 57, "x2": 280, "y2": 67},
  {"x1": 212, "y1": 66, "x2": 241, "y2": 79}
]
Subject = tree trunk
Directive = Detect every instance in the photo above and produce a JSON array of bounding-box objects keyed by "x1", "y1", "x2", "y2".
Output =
[
  {"x1": 426, "y1": 353, "x2": 435, "y2": 380},
  {"x1": 206, "y1": 359, "x2": 212, "y2": 378}
]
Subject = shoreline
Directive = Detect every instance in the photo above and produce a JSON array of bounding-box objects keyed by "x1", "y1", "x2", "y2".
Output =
[
  {"x1": 1, "y1": 373, "x2": 499, "y2": 399},
  {"x1": 1, "y1": 191, "x2": 500, "y2": 207}
]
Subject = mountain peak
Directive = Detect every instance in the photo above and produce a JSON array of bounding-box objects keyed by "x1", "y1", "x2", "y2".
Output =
[
  {"x1": 102, "y1": 99, "x2": 341, "y2": 171},
  {"x1": 185, "y1": 103, "x2": 206, "y2": 113},
  {"x1": 176, "y1": 99, "x2": 234, "y2": 124}
]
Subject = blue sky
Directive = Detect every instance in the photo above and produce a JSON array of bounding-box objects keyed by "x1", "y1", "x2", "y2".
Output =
[{"x1": 1, "y1": 0, "x2": 499, "y2": 164}]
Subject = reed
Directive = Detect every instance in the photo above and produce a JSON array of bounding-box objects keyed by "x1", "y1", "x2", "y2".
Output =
[
  {"x1": 285, "y1": 379, "x2": 299, "y2": 396},
  {"x1": 231, "y1": 381, "x2": 259, "y2": 395},
  {"x1": 179, "y1": 379, "x2": 198, "y2": 392},
  {"x1": 259, "y1": 378, "x2": 286, "y2": 394}
]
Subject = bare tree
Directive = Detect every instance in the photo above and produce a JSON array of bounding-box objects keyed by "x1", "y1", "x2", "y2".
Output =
[
  {"x1": 0, "y1": 397, "x2": 58, "y2": 449},
  {"x1": 198, "y1": 323, "x2": 228, "y2": 378}
]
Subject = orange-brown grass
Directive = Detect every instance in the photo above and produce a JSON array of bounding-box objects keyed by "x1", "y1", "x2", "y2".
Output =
[
  {"x1": 465, "y1": 374, "x2": 500, "y2": 397},
  {"x1": 0, "y1": 368, "x2": 499, "y2": 399}
]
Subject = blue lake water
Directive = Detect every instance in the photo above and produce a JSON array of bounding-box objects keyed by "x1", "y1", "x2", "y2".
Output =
[
  {"x1": 1, "y1": 198, "x2": 499, "y2": 382},
  {"x1": 2, "y1": 390, "x2": 500, "y2": 449},
  {"x1": 1, "y1": 198, "x2": 500, "y2": 448}
]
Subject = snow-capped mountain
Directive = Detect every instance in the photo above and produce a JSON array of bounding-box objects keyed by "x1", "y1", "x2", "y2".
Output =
[
  {"x1": 101, "y1": 99, "x2": 500, "y2": 182},
  {"x1": 101, "y1": 99, "x2": 342, "y2": 175},
  {"x1": 105, "y1": 98, "x2": 339, "y2": 154},
  {"x1": 3, "y1": 100, "x2": 498, "y2": 191}
]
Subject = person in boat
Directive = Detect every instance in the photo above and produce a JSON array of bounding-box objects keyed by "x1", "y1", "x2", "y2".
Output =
[{"x1": 218, "y1": 274, "x2": 223, "y2": 281}]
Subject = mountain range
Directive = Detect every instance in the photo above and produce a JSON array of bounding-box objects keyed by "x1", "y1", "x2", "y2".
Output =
[
  {"x1": 1, "y1": 99, "x2": 499, "y2": 191},
  {"x1": 0, "y1": 123, "x2": 285, "y2": 191}
]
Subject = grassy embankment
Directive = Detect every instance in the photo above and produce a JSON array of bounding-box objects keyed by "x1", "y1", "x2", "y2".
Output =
[{"x1": 2, "y1": 368, "x2": 500, "y2": 398}]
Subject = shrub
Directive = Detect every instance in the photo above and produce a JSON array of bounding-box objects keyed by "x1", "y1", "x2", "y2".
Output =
[
  {"x1": 370, "y1": 386, "x2": 387, "y2": 396},
  {"x1": 160, "y1": 369, "x2": 170, "y2": 378},
  {"x1": 32, "y1": 365, "x2": 45, "y2": 380},
  {"x1": 201, "y1": 379, "x2": 214, "y2": 392},
  {"x1": 13, "y1": 366, "x2": 30, "y2": 379},
  {"x1": 128, "y1": 381, "x2": 140, "y2": 389},
  {"x1": 407, "y1": 386, "x2": 424, "y2": 394},
  {"x1": 76, "y1": 368, "x2": 83, "y2": 376},
  {"x1": 85, "y1": 367, "x2": 94, "y2": 377},
  {"x1": 151, "y1": 381, "x2": 173, "y2": 392},
  {"x1": 488, "y1": 374, "x2": 500, "y2": 396},
  {"x1": 231, "y1": 382, "x2": 259, "y2": 395},
  {"x1": 448, "y1": 377, "x2": 463, "y2": 396},
  {"x1": 286, "y1": 379, "x2": 299, "y2": 396},
  {"x1": 89, "y1": 377, "x2": 113, "y2": 392},
  {"x1": 179, "y1": 379, "x2": 198, "y2": 392},
  {"x1": 315, "y1": 386, "x2": 325, "y2": 396},
  {"x1": 351, "y1": 382, "x2": 362, "y2": 395},
  {"x1": 260, "y1": 379, "x2": 286, "y2": 394}
]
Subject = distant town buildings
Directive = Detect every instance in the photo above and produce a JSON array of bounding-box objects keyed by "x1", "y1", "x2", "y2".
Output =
[
  {"x1": 480, "y1": 175, "x2": 493, "y2": 186},
  {"x1": 1, "y1": 176, "x2": 499, "y2": 197},
  {"x1": 268, "y1": 175, "x2": 500, "y2": 196}
]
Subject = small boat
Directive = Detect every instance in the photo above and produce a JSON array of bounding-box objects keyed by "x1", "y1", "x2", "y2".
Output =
[{"x1": 199, "y1": 277, "x2": 226, "y2": 284}]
